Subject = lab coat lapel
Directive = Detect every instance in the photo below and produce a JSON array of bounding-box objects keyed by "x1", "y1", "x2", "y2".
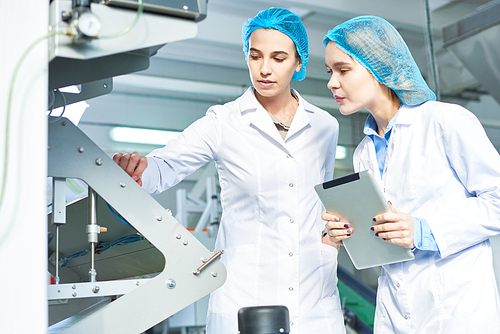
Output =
[
  {"x1": 359, "y1": 138, "x2": 379, "y2": 177},
  {"x1": 285, "y1": 104, "x2": 310, "y2": 141},
  {"x1": 383, "y1": 105, "x2": 418, "y2": 176},
  {"x1": 248, "y1": 107, "x2": 287, "y2": 147}
]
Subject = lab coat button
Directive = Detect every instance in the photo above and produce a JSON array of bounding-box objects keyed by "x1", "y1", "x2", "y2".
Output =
[
  {"x1": 289, "y1": 287, "x2": 293, "y2": 291},
  {"x1": 396, "y1": 282, "x2": 400, "y2": 288},
  {"x1": 289, "y1": 218, "x2": 294, "y2": 223},
  {"x1": 404, "y1": 315, "x2": 409, "y2": 320},
  {"x1": 289, "y1": 183, "x2": 294, "y2": 187},
  {"x1": 289, "y1": 252, "x2": 293, "y2": 257}
]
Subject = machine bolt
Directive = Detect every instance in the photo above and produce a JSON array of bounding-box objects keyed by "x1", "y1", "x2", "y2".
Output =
[
  {"x1": 95, "y1": 158, "x2": 103, "y2": 166},
  {"x1": 212, "y1": 272, "x2": 218, "y2": 278},
  {"x1": 120, "y1": 182, "x2": 126, "y2": 188},
  {"x1": 156, "y1": 216, "x2": 162, "y2": 222},
  {"x1": 175, "y1": 234, "x2": 181, "y2": 239},
  {"x1": 78, "y1": 147, "x2": 84, "y2": 153},
  {"x1": 182, "y1": 240, "x2": 188, "y2": 246},
  {"x1": 135, "y1": 281, "x2": 140, "y2": 286},
  {"x1": 166, "y1": 279, "x2": 176, "y2": 289},
  {"x1": 61, "y1": 11, "x2": 72, "y2": 22},
  {"x1": 62, "y1": 121, "x2": 67, "y2": 126},
  {"x1": 92, "y1": 286, "x2": 100, "y2": 293},
  {"x1": 72, "y1": 292, "x2": 77, "y2": 297},
  {"x1": 71, "y1": 284, "x2": 76, "y2": 289}
]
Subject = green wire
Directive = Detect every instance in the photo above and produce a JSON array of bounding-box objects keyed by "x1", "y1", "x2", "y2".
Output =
[
  {"x1": 1, "y1": 0, "x2": 144, "y2": 228},
  {"x1": 99, "y1": 0, "x2": 144, "y2": 39},
  {"x1": 0, "y1": 30, "x2": 66, "y2": 217}
]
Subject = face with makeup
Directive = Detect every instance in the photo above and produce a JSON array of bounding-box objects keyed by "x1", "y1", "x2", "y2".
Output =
[
  {"x1": 325, "y1": 41, "x2": 385, "y2": 116},
  {"x1": 247, "y1": 28, "x2": 302, "y2": 100}
]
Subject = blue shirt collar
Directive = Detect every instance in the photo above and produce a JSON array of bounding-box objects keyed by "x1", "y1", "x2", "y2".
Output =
[{"x1": 363, "y1": 110, "x2": 400, "y2": 140}]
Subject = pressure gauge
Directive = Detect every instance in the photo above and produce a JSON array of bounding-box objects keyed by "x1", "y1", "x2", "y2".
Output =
[{"x1": 76, "y1": 12, "x2": 101, "y2": 39}]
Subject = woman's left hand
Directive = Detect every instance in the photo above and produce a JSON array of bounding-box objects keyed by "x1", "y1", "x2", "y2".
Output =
[{"x1": 372, "y1": 202, "x2": 415, "y2": 249}]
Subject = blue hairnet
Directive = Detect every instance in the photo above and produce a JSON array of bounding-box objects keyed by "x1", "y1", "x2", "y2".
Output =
[
  {"x1": 242, "y1": 7, "x2": 309, "y2": 81},
  {"x1": 323, "y1": 16, "x2": 436, "y2": 105}
]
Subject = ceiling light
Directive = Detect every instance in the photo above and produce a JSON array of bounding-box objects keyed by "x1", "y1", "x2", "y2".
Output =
[
  {"x1": 109, "y1": 127, "x2": 180, "y2": 146},
  {"x1": 336, "y1": 146, "x2": 347, "y2": 160}
]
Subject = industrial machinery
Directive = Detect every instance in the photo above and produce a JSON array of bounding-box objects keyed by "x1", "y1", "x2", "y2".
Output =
[{"x1": 46, "y1": 1, "x2": 226, "y2": 333}]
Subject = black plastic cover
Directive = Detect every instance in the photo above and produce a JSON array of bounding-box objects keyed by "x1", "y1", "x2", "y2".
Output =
[{"x1": 238, "y1": 305, "x2": 290, "y2": 334}]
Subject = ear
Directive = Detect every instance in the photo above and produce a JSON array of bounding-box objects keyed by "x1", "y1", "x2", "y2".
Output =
[{"x1": 295, "y1": 60, "x2": 302, "y2": 73}]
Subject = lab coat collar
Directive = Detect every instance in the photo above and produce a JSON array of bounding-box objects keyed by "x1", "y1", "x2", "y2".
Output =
[
  {"x1": 239, "y1": 87, "x2": 312, "y2": 147},
  {"x1": 394, "y1": 104, "x2": 420, "y2": 126}
]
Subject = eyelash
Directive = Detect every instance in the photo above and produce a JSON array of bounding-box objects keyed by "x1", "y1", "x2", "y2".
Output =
[
  {"x1": 326, "y1": 69, "x2": 348, "y2": 75},
  {"x1": 249, "y1": 54, "x2": 286, "y2": 62}
]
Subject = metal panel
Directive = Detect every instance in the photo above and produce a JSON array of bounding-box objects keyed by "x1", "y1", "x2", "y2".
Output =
[
  {"x1": 442, "y1": 1, "x2": 500, "y2": 104},
  {"x1": 47, "y1": 117, "x2": 226, "y2": 333}
]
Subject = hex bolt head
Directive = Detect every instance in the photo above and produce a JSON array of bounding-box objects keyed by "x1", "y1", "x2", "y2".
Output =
[
  {"x1": 95, "y1": 158, "x2": 103, "y2": 166},
  {"x1": 92, "y1": 286, "x2": 100, "y2": 293},
  {"x1": 78, "y1": 147, "x2": 84, "y2": 153}
]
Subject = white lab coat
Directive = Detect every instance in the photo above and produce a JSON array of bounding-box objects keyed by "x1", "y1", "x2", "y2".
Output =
[
  {"x1": 142, "y1": 88, "x2": 345, "y2": 334},
  {"x1": 353, "y1": 101, "x2": 500, "y2": 333}
]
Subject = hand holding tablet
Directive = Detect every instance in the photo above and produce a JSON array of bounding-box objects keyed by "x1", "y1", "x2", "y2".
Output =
[{"x1": 316, "y1": 170, "x2": 414, "y2": 270}]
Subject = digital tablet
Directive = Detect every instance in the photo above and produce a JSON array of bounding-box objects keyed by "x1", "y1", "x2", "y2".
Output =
[{"x1": 315, "y1": 170, "x2": 414, "y2": 270}]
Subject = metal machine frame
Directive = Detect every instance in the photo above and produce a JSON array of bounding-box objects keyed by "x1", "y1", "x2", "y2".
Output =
[{"x1": 47, "y1": 117, "x2": 226, "y2": 333}]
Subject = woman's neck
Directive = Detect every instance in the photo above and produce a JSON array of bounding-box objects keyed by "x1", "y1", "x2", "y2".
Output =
[
  {"x1": 370, "y1": 92, "x2": 402, "y2": 137},
  {"x1": 255, "y1": 88, "x2": 298, "y2": 123}
]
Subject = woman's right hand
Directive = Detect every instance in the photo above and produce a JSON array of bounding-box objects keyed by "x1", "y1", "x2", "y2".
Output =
[
  {"x1": 322, "y1": 212, "x2": 353, "y2": 246},
  {"x1": 112, "y1": 151, "x2": 148, "y2": 186}
]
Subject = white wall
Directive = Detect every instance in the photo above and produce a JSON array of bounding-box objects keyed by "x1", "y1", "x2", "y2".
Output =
[{"x1": 0, "y1": 2, "x2": 49, "y2": 333}]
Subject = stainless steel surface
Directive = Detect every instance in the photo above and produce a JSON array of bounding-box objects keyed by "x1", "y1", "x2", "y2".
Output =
[
  {"x1": 52, "y1": 178, "x2": 67, "y2": 225},
  {"x1": 87, "y1": 188, "x2": 98, "y2": 283},
  {"x1": 47, "y1": 117, "x2": 226, "y2": 333},
  {"x1": 49, "y1": 0, "x2": 198, "y2": 94},
  {"x1": 105, "y1": 0, "x2": 208, "y2": 22},
  {"x1": 51, "y1": 79, "x2": 113, "y2": 109},
  {"x1": 442, "y1": 1, "x2": 500, "y2": 104},
  {"x1": 52, "y1": 177, "x2": 67, "y2": 285},
  {"x1": 192, "y1": 250, "x2": 223, "y2": 275},
  {"x1": 48, "y1": 279, "x2": 151, "y2": 300}
]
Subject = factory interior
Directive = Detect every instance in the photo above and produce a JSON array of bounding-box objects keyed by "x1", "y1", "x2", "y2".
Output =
[{"x1": 1, "y1": 0, "x2": 500, "y2": 333}]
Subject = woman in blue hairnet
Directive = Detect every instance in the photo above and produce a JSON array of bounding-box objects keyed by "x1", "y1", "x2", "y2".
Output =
[
  {"x1": 322, "y1": 15, "x2": 500, "y2": 333},
  {"x1": 113, "y1": 8, "x2": 345, "y2": 334}
]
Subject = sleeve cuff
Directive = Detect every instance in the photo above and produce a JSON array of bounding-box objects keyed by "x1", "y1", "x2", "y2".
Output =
[{"x1": 413, "y1": 217, "x2": 440, "y2": 252}]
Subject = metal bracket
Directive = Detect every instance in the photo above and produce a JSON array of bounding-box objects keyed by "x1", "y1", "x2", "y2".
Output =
[
  {"x1": 50, "y1": 78, "x2": 113, "y2": 109},
  {"x1": 47, "y1": 117, "x2": 226, "y2": 333}
]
